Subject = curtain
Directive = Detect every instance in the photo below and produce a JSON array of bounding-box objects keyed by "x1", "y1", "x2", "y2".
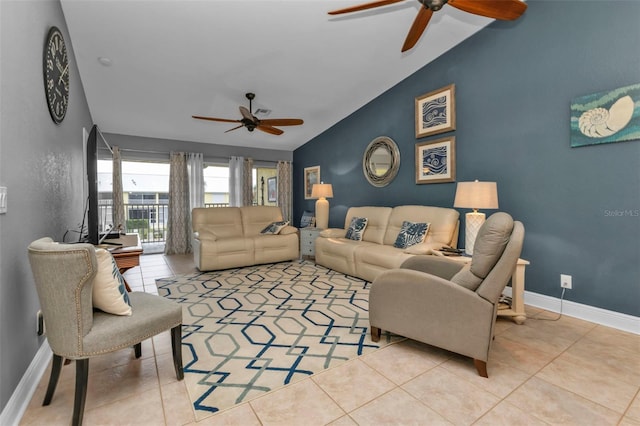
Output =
[
  {"x1": 165, "y1": 152, "x2": 191, "y2": 254},
  {"x1": 243, "y1": 157, "x2": 254, "y2": 206},
  {"x1": 112, "y1": 146, "x2": 125, "y2": 233},
  {"x1": 229, "y1": 156, "x2": 243, "y2": 207},
  {"x1": 187, "y1": 152, "x2": 204, "y2": 211},
  {"x1": 277, "y1": 160, "x2": 293, "y2": 222}
]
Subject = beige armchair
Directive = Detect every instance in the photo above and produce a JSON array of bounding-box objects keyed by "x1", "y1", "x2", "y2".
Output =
[
  {"x1": 369, "y1": 212, "x2": 524, "y2": 377},
  {"x1": 28, "y1": 238, "x2": 184, "y2": 426}
]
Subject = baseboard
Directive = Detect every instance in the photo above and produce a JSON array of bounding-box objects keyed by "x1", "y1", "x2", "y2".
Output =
[
  {"x1": 503, "y1": 287, "x2": 640, "y2": 334},
  {"x1": 0, "y1": 341, "x2": 51, "y2": 426}
]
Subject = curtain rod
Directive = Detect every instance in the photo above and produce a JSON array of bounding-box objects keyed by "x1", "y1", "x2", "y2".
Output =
[{"x1": 105, "y1": 147, "x2": 279, "y2": 165}]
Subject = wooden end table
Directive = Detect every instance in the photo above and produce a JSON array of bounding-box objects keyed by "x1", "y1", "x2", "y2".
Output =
[{"x1": 99, "y1": 234, "x2": 143, "y2": 292}]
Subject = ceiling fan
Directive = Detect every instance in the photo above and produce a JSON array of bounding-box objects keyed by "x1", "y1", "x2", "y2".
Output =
[
  {"x1": 328, "y1": 0, "x2": 527, "y2": 52},
  {"x1": 192, "y1": 93, "x2": 304, "y2": 135}
]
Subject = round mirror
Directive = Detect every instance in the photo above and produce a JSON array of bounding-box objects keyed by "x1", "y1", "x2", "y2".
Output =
[{"x1": 363, "y1": 136, "x2": 400, "y2": 187}]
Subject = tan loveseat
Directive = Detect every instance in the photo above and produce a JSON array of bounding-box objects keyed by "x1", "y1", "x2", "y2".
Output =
[
  {"x1": 192, "y1": 206, "x2": 299, "y2": 271},
  {"x1": 315, "y1": 205, "x2": 459, "y2": 282}
]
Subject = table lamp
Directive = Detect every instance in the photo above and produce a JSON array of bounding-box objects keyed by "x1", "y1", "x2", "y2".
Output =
[
  {"x1": 311, "y1": 182, "x2": 333, "y2": 229},
  {"x1": 453, "y1": 180, "x2": 499, "y2": 255}
]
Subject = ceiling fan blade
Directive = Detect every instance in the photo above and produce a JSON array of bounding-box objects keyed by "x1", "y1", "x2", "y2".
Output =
[
  {"x1": 239, "y1": 106, "x2": 255, "y2": 122},
  {"x1": 257, "y1": 124, "x2": 284, "y2": 135},
  {"x1": 401, "y1": 7, "x2": 433, "y2": 52},
  {"x1": 259, "y1": 118, "x2": 304, "y2": 126},
  {"x1": 448, "y1": 0, "x2": 527, "y2": 21},
  {"x1": 328, "y1": 0, "x2": 404, "y2": 15},
  {"x1": 192, "y1": 115, "x2": 240, "y2": 124},
  {"x1": 224, "y1": 124, "x2": 245, "y2": 133}
]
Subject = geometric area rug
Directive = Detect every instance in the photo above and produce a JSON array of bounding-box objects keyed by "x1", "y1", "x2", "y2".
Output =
[{"x1": 156, "y1": 260, "x2": 400, "y2": 420}]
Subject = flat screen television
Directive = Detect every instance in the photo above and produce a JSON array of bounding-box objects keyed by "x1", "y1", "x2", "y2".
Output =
[{"x1": 85, "y1": 124, "x2": 100, "y2": 244}]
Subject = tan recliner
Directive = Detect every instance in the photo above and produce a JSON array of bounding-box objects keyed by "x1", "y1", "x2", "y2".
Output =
[
  {"x1": 28, "y1": 238, "x2": 184, "y2": 426},
  {"x1": 369, "y1": 212, "x2": 524, "y2": 377}
]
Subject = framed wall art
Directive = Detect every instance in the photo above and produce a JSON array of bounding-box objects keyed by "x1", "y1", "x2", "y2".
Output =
[
  {"x1": 415, "y1": 137, "x2": 456, "y2": 184},
  {"x1": 570, "y1": 83, "x2": 640, "y2": 147},
  {"x1": 415, "y1": 84, "x2": 456, "y2": 138},
  {"x1": 303, "y1": 165, "x2": 320, "y2": 199},
  {"x1": 267, "y1": 177, "x2": 277, "y2": 202}
]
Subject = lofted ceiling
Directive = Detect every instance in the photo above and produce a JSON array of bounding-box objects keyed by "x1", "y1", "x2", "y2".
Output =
[{"x1": 60, "y1": 0, "x2": 497, "y2": 151}]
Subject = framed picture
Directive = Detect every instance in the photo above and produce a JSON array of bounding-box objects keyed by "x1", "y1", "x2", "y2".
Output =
[
  {"x1": 570, "y1": 83, "x2": 640, "y2": 147},
  {"x1": 415, "y1": 84, "x2": 456, "y2": 138},
  {"x1": 300, "y1": 210, "x2": 315, "y2": 228},
  {"x1": 415, "y1": 137, "x2": 456, "y2": 184},
  {"x1": 267, "y1": 177, "x2": 277, "y2": 202},
  {"x1": 304, "y1": 165, "x2": 320, "y2": 200}
]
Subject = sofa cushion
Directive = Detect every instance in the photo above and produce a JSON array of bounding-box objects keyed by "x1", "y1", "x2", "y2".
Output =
[
  {"x1": 260, "y1": 221, "x2": 289, "y2": 235},
  {"x1": 344, "y1": 207, "x2": 392, "y2": 244},
  {"x1": 383, "y1": 206, "x2": 459, "y2": 247},
  {"x1": 192, "y1": 207, "x2": 243, "y2": 239},
  {"x1": 393, "y1": 221, "x2": 430, "y2": 249},
  {"x1": 346, "y1": 217, "x2": 368, "y2": 241},
  {"x1": 93, "y1": 248, "x2": 132, "y2": 316},
  {"x1": 240, "y1": 206, "x2": 285, "y2": 236}
]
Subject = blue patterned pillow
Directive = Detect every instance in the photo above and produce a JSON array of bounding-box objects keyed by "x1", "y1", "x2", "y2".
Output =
[
  {"x1": 345, "y1": 217, "x2": 368, "y2": 241},
  {"x1": 93, "y1": 248, "x2": 132, "y2": 315},
  {"x1": 394, "y1": 221, "x2": 430, "y2": 249},
  {"x1": 260, "y1": 221, "x2": 289, "y2": 234}
]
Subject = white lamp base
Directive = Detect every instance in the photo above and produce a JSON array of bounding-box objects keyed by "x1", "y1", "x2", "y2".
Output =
[
  {"x1": 465, "y1": 211, "x2": 486, "y2": 256},
  {"x1": 315, "y1": 197, "x2": 329, "y2": 229}
]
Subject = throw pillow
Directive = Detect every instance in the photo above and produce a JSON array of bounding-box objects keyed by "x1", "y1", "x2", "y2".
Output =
[
  {"x1": 93, "y1": 248, "x2": 132, "y2": 316},
  {"x1": 260, "y1": 221, "x2": 290, "y2": 235},
  {"x1": 345, "y1": 217, "x2": 368, "y2": 241},
  {"x1": 393, "y1": 221, "x2": 430, "y2": 249}
]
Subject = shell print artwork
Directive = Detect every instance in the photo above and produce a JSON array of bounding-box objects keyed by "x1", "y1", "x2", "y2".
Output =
[
  {"x1": 578, "y1": 95, "x2": 634, "y2": 138},
  {"x1": 570, "y1": 83, "x2": 640, "y2": 148}
]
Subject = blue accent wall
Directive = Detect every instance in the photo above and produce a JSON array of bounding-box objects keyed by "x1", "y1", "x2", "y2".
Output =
[{"x1": 293, "y1": 0, "x2": 640, "y2": 316}]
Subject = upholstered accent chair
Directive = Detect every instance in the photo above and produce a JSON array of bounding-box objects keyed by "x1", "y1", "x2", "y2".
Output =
[
  {"x1": 369, "y1": 212, "x2": 524, "y2": 377},
  {"x1": 28, "y1": 238, "x2": 184, "y2": 426}
]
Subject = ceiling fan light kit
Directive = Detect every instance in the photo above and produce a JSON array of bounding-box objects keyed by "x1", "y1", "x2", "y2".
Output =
[
  {"x1": 192, "y1": 92, "x2": 303, "y2": 136},
  {"x1": 329, "y1": 0, "x2": 527, "y2": 52}
]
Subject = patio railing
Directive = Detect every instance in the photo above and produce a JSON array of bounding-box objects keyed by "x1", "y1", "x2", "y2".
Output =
[{"x1": 98, "y1": 202, "x2": 230, "y2": 244}]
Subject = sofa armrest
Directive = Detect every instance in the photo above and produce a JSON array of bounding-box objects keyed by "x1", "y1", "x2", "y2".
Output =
[
  {"x1": 319, "y1": 228, "x2": 346, "y2": 238},
  {"x1": 402, "y1": 241, "x2": 443, "y2": 255},
  {"x1": 279, "y1": 225, "x2": 298, "y2": 235},
  {"x1": 193, "y1": 229, "x2": 218, "y2": 242}
]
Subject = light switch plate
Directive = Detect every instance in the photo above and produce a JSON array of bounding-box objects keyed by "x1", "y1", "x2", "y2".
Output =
[{"x1": 0, "y1": 187, "x2": 6, "y2": 214}]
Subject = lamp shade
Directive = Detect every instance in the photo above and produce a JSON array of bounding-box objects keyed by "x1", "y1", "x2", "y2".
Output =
[
  {"x1": 311, "y1": 183, "x2": 333, "y2": 199},
  {"x1": 454, "y1": 181, "x2": 498, "y2": 210}
]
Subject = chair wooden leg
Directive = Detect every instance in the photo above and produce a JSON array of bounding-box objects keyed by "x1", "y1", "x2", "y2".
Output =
[
  {"x1": 370, "y1": 326, "x2": 381, "y2": 342},
  {"x1": 72, "y1": 359, "x2": 89, "y2": 426},
  {"x1": 474, "y1": 359, "x2": 488, "y2": 378},
  {"x1": 43, "y1": 354, "x2": 63, "y2": 406},
  {"x1": 171, "y1": 325, "x2": 184, "y2": 380},
  {"x1": 134, "y1": 342, "x2": 142, "y2": 359}
]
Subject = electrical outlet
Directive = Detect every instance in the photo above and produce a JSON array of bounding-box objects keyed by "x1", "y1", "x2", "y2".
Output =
[
  {"x1": 36, "y1": 310, "x2": 45, "y2": 336},
  {"x1": 560, "y1": 274, "x2": 572, "y2": 289}
]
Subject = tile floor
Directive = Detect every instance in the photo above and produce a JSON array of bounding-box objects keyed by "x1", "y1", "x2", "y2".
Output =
[{"x1": 20, "y1": 254, "x2": 640, "y2": 426}]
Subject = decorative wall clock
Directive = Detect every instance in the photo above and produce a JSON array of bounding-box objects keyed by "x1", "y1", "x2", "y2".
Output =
[{"x1": 43, "y1": 26, "x2": 69, "y2": 124}]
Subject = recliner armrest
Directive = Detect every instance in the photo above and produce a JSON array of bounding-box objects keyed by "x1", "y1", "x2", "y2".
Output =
[
  {"x1": 193, "y1": 229, "x2": 218, "y2": 242},
  {"x1": 279, "y1": 226, "x2": 298, "y2": 235},
  {"x1": 400, "y1": 255, "x2": 464, "y2": 280}
]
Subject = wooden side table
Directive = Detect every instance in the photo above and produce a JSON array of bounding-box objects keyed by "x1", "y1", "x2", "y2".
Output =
[
  {"x1": 438, "y1": 254, "x2": 529, "y2": 324},
  {"x1": 300, "y1": 227, "x2": 322, "y2": 260},
  {"x1": 99, "y1": 234, "x2": 143, "y2": 291}
]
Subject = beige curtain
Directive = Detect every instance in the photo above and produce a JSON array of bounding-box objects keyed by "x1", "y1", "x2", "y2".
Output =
[
  {"x1": 112, "y1": 146, "x2": 125, "y2": 232},
  {"x1": 243, "y1": 157, "x2": 254, "y2": 206},
  {"x1": 165, "y1": 152, "x2": 191, "y2": 255},
  {"x1": 277, "y1": 161, "x2": 293, "y2": 221}
]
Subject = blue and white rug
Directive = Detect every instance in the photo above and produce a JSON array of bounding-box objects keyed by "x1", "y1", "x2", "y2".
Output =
[{"x1": 157, "y1": 260, "x2": 398, "y2": 419}]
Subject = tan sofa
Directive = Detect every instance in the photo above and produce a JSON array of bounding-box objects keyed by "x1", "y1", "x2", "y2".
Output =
[
  {"x1": 192, "y1": 206, "x2": 299, "y2": 271},
  {"x1": 315, "y1": 205, "x2": 459, "y2": 282}
]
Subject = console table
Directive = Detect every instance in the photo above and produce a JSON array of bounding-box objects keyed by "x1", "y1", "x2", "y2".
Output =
[{"x1": 440, "y1": 254, "x2": 529, "y2": 324}]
